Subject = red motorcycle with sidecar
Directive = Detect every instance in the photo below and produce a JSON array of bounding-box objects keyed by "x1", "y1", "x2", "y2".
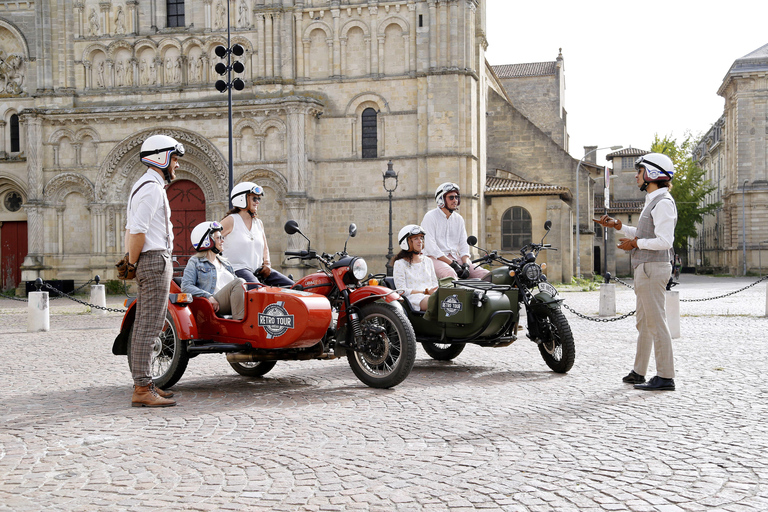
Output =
[{"x1": 112, "y1": 222, "x2": 417, "y2": 389}]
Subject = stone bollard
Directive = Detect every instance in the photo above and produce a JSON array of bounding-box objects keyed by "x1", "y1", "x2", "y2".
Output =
[
  {"x1": 90, "y1": 284, "x2": 106, "y2": 315},
  {"x1": 599, "y1": 283, "x2": 616, "y2": 317},
  {"x1": 665, "y1": 289, "x2": 680, "y2": 339},
  {"x1": 28, "y1": 291, "x2": 50, "y2": 332}
]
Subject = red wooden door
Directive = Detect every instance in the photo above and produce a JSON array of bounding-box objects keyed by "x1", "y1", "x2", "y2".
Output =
[
  {"x1": 166, "y1": 180, "x2": 206, "y2": 270},
  {"x1": 1, "y1": 221, "x2": 28, "y2": 291}
]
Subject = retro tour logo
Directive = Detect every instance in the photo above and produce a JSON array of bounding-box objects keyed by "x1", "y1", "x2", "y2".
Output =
[
  {"x1": 258, "y1": 301, "x2": 295, "y2": 338},
  {"x1": 440, "y1": 294, "x2": 463, "y2": 317}
]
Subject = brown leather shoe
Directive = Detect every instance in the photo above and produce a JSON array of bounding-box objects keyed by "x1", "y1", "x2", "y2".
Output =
[
  {"x1": 150, "y1": 382, "x2": 174, "y2": 398},
  {"x1": 132, "y1": 385, "x2": 176, "y2": 407}
]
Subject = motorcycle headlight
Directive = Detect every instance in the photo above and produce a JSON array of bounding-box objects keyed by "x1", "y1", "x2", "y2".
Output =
[
  {"x1": 522, "y1": 263, "x2": 541, "y2": 281},
  {"x1": 351, "y1": 257, "x2": 368, "y2": 281}
]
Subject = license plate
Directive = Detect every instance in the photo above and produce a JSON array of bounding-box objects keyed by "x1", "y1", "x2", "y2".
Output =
[{"x1": 538, "y1": 282, "x2": 558, "y2": 297}]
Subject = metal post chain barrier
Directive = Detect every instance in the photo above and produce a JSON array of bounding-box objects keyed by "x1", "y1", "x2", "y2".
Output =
[
  {"x1": 41, "y1": 282, "x2": 127, "y2": 313},
  {"x1": 561, "y1": 302, "x2": 636, "y2": 322},
  {"x1": 678, "y1": 274, "x2": 768, "y2": 302},
  {"x1": 611, "y1": 275, "x2": 634, "y2": 289}
]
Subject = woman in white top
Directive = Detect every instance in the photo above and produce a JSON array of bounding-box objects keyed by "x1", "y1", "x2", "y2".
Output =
[
  {"x1": 392, "y1": 224, "x2": 439, "y2": 311},
  {"x1": 220, "y1": 181, "x2": 294, "y2": 287}
]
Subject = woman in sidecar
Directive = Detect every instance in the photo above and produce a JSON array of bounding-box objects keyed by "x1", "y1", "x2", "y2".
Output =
[
  {"x1": 181, "y1": 221, "x2": 246, "y2": 320},
  {"x1": 392, "y1": 224, "x2": 439, "y2": 312}
]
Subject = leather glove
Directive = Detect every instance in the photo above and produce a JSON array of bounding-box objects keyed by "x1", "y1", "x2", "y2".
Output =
[
  {"x1": 257, "y1": 265, "x2": 272, "y2": 278},
  {"x1": 459, "y1": 263, "x2": 471, "y2": 279},
  {"x1": 617, "y1": 237, "x2": 639, "y2": 251},
  {"x1": 594, "y1": 215, "x2": 622, "y2": 230},
  {"x1": 115, "y1": 253, "x2": 137, "y2": 280},
  {"x1": 449, "y1": 260, "x2": 463, "y2": 276}
]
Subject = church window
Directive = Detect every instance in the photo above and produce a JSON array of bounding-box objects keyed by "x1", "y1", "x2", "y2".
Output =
[
  {"x1": 167, "y1": 0, "x2": 185, "y2": 27},
  {"x1": 10, "y1": 114, "x2": 19, "y2": 153},
  {"x1": 501, "y1": 206, "x2": 532, "y2": 251},
  {"x1": 4, "y1": 191, "x2": 22, "y2": 212},
  {"x1": 361, "y1": 108, "x2": 377, "y2": 159}
]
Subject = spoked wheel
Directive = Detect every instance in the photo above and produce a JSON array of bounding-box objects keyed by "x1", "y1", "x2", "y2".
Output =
[
  {"x1": 422, "y1": 342, "x2": 466, "y2": 361},
  {"x1": 127, "y1": 310, "x2": 189, "y2": 389},
  {"x1": 536, "y1": 307, "x2": 575, "y2": 373},
  {"x1": 347, "y1": 303, "x2": 417, "y2": 389},
  {"x1": 228, "y1": 360, "x2": 277, "y2": 377}
]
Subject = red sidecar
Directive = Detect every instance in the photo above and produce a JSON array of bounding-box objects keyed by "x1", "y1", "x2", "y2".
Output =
[{"x1": 113, "y1": 278, "x2": 333, "y2": 389}]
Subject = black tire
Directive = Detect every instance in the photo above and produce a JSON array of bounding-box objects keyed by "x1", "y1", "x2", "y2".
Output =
[
  {"x1": 228, "y1": 360, "x2": 277, "y2": 377},
  {"x1": 421, "y1": 342, "x2": 466, "y2": 361},
  {"x1": 536, "y1": 307, "x2": 575, "y2": 373},
  {"x1": 347, "y1": 302, "x2": 417, "y2": 389},
  {"x1": 127, "y1": 310, "x2": 189, "y2": 389}
]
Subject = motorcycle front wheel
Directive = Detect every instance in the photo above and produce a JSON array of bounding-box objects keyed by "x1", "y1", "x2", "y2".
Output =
[
  {"x1": 228, "y1": 360, "x2": 277, "y2": 377},
  {"x1": 422, "y1": 342, "x2": 466, "y2": 361},
  {"x1": 347, "y1": 302, "x2": 417, "y2": 389},
  {"x1": 536, "y1": 307, "x2": 575, "y2": 373},
  {"x1": 127, "y1": 310, "x2": 189, "y2": 389}
]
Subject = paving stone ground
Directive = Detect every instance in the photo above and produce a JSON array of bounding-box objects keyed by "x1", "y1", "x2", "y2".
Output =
[{"x1": 1, "y1": 275, "x2": 767, "y2": 511}]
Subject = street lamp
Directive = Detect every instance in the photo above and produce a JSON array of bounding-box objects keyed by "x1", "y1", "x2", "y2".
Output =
[
  {"x1": 575, "y1": 145, "x2": 622, "y2": 278},
  {"x1": 742, "y1": 179, "x2": 748, "y2": 275},
  {"x1": 383, "y1": 160, "x2": 399, "y2": 276},
  {"x1": 213, "y1": 0, "x2": 245, "y2": 207}
]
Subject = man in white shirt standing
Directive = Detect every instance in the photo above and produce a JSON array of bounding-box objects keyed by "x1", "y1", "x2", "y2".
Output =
[
  {"x1": 595, "y1": 153, "x2": 678, "y2": 391},
  {"x1": 124, "y1": 134, "x2": 184, "y2": 407},
  {"x1": 421, "y1": 182, "x2": 489, "y2": 281}
]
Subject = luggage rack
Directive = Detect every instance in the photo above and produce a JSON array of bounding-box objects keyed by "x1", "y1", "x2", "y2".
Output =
[{"x1": 450, "y1": 279, "x2": 512, "y2": 293}]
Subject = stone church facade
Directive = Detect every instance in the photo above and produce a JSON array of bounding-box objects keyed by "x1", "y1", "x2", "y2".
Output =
[{"x1": 0, "y1": 0, "x2": 582, "y2": 291}]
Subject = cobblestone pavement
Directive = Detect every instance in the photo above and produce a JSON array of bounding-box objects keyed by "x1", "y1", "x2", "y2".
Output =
[{"x1": 1, "y1": 275, "x2": 767, "y2": 511}]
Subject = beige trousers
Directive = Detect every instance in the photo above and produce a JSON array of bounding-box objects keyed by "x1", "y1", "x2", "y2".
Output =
[
  {"x1": 213, "y1": 278, "x2": 246, "y2": 320},
  {"x1": 632, "y1": 261, "x2": 675, "y2": 379}
]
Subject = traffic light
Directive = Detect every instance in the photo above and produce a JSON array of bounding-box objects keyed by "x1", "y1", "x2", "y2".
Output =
[{"x1": 214, "y1": 43, "x2": 245, "y2": 92}]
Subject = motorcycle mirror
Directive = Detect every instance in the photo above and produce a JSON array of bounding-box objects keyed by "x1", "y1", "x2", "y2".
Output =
[
  {"x1": 467, "y1": 235, "x2": 478, "y2": 246},
  {"x1": 348, "y1": 223, "x2": 357, "y2": 237},
  {"x1": 544, "y1": 220, "x2": 552, "y2": 231},
  {"x1": 284, "y1": 220, "x2": 301, "y2": 235}
]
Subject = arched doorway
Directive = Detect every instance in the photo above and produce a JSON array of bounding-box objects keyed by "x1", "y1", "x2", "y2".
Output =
[{"x1": 167, "y1": 180, "x2": 206, "y2": 270}]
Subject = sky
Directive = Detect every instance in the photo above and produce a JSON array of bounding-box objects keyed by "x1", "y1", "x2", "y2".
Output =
[{"x1": 484, "y1": 1, "x2": 766, "y2": 165}]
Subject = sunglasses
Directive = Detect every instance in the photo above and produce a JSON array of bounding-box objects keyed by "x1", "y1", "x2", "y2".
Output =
[{"x1": 445, "y1": 194, "x2": 460, "y2": 201}]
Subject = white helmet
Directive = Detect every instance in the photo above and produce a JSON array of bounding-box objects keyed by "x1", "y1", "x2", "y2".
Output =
[
  {"x1": 435, "y1": 182, "x2": 460, "y2": 208},
  {"x1": 230, "y1": 181, "x2": 264, "y2": 209},
  {"x1": 398, "y1": 224, "x2": 425, "y2": 251},
  {"x1": 140, "y1": 134, "x2": 185, "y2": 170},
  {"x1": 635, "y1": 153, "x2": 675, "y2": 182},
  {"x1": 191, "y1": 221, "x2": 223, "y2": 253}
]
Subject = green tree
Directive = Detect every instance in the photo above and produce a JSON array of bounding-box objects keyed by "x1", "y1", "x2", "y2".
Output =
[{"x1": 650, "y1": 134, "x2": 721, "y2": 252}]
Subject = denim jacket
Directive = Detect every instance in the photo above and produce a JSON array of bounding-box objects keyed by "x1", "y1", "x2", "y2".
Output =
[{"x1": 181, "y1": 255, "x2": 237, "y2": 298}]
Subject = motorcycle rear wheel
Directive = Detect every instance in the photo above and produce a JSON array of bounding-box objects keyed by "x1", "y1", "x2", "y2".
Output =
[
  {"x1": 421, "y1": 342, "x2": 466, "y2": 361},
  {"x1": 536, "y1": 307, "x2": 575, "y2": 373},
  {"x1": 228, "y1": 360, "x2": 277, "y2": 377},
  {"x1": 127, "y1": 310, "x2": 189, "y2": 389},
  {"x1": 347, "y1": 302, "x2": 417, "y2": 389}
]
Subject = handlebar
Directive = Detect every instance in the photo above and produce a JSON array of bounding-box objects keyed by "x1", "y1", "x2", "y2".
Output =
[{"x1": 285, "y1": 249, "x2": 317, "y2": 259}]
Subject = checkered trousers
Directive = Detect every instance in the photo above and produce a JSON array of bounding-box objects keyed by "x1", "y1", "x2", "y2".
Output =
[{"x1": 130, "y1": 250, "x2": 173, "y2": 386}]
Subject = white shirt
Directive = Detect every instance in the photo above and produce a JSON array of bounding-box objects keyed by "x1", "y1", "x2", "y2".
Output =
[
  {"x1": 393, "y1": 257, "x2": 438, "y2": 310},
  {"x1": 213, "y1": 257, "x2": 234, "y2": 293},
  {"x1": 224, "y1": 214, "x2": 269, "y2": 272},
  {"x1": 619, "y1": 188, "x2": 677, "y2": 251},
  {"x1": 125, "y1": 169, "x2": 173, "y2": 252},
  {"x1": 421, "y1": 207, "x2": 470, "y2": 261}
]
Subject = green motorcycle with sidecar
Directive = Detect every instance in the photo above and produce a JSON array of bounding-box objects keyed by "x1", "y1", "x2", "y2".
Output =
[{"x1": 380, "y1": 221, "x2": 575, "y2": 373}]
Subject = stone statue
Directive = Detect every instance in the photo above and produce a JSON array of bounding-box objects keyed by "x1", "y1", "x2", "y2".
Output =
[
  {"x1": 124, "y1": 59, "x2": 133, "y2": 86},
  {"x1": 190, "y1": 56, "x2": 202, "y2": 83},
  {"x1": 115, "y1": 59, "x2": 124, "y2": 86},
  {"x1": 96, "y1": 60, "x2": 105, "y2": 87},
  {"x1": 115, "y1": 7, "x2": 126, "y2": 35},
  {"x1": 149, "y1": 59, "x2": 157, "y2": 85},
  {"x1": 140, "y1": 58, "x2": 148, "y2": 85},
  {"x1": 215, "y1": 1, "x2": 226, "y2": 29},
  {"x1": 238, "y1": 0, "x2": 249, "y2": 28},
  {"x1": 0, "y1": 52, "x2": 25, "y2": 94},
  {"x1": 88, "y1": 8, "x2": 100, "y2": 36}
]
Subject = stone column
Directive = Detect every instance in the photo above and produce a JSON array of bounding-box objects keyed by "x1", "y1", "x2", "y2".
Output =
[
  {"x1": 21, "y1": 113, "x2": 45, "y2": 280},
  {"x1": 72, "y1": 143, "x2": 83, "y2": 166},
  {"x1": 369, "y1": 5, "x2": 379, "y2": 75},
  {"x1": 100, "y1": 2, "x2": 111, "y2": 36},
  {"x1": 428, "y1": 0, "x2": 437, "y2": 70},
  {"x1": 331, "y1": 7, "x2": 341, "y2": 77},
  {"x1": 294, "y1": 11, "x2": 303, "y2": 80},
  {"x1": 265, "y1": 14, "x2": 273, "y2": 77},
  {"x1": 57, "y1": 206, "x2": 65, "y2": 255},
  {"x1": 74, "y1": 2, "x2": 85, "y2": 38},
  {"x1": 84, "y1": 61, "x2": 92, "y2": 90},
  {"x1": 256, "y1": 14, "x2": 266, "y2": 77},
  {"x1": 286, "y1": 107, "x2": 306, "y2": 192},
  {"x1": 273, "y1": 12, "x2": 282, "y2": 79},
  {"x1": 408, "y1": 1, "x2": 416, "y2": 75},
  {"x1": 126, "y1": 0, "x2": 138, "y2": 34},
  {"x1": 0, "y1": 120, "x2": 6, "y2": 157}
]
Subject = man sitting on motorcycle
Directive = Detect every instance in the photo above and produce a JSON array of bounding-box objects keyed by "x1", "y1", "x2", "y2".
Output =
[
  {"x1": 392, "y1": 224, "x2": 439, "y2": 311},
  {"x1": 181, "y1": 221, "x2": 247, "y2": 320},
  {"x1": 421, "y1": 182, "x2": 490, "y2": 281}
]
